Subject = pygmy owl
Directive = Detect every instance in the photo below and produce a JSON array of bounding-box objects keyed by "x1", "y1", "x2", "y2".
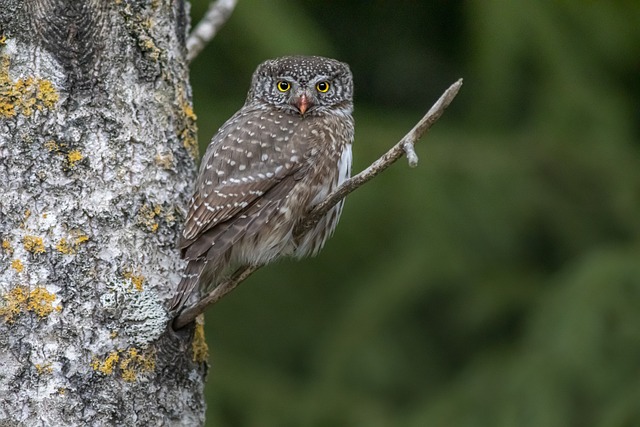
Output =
[{"x1": 171, "y1": 55, "x2": 354, "y2": 311}]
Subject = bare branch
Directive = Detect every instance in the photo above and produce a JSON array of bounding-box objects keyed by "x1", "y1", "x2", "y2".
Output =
[
  {"x1": 186, "y1": 0, "x2": 238, "y2": 62},
  {"x1": 295, "y1": 78, "x2": 463, "y2": 238},
  {"x1": 173, "y1": 78, "x2": 463, "y2": 329}
]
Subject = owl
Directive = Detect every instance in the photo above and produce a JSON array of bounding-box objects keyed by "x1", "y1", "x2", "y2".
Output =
[{"x1": 171, "y1": 56, "x2": 354, "y2": 312}]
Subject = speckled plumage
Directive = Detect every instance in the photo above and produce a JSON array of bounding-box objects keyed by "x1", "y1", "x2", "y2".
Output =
[{"x1": 171, "y1": 56, "x2": 354, "y2": 311}]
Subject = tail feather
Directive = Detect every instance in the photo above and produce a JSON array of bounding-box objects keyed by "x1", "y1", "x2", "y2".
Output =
[{"x1": 170, "y1": 258, "x2": 206, "y2": 312}]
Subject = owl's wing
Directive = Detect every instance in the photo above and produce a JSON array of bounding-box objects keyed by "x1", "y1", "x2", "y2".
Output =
[{"x1": 179, "y1": 107, "x2": 310, "y2": 256}]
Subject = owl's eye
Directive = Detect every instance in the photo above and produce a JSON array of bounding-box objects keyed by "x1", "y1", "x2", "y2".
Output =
[
  {"x1": 316, "y1": 81, "x2": 330, "y2": 93},
  {"x1": 277, "y1": 81, "x2": 291, "y2": 92}
]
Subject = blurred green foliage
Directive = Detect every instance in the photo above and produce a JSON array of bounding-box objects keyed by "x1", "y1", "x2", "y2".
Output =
[{"x1": 188, "y1": 1, "x2": 640, "y2": 426}]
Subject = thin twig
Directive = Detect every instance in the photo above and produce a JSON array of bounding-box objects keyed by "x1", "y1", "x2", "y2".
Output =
[
  {"x1": 173, "y1": 78, "x2": 463, "y2": 329},
  {"x1": 186, "y1": 0, "x2": 238, "y2": 62}
]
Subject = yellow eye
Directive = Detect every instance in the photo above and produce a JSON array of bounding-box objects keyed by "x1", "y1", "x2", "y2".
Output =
[
  {"x1": 316, "y1": 81, "x2": 330, "y2": 93},
  {"x1": 277, "y1": 81, "x2": 291, "y2": 92}
]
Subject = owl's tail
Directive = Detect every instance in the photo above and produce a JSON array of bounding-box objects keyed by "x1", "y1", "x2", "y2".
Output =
[{"x1": 169, "y1": 258, "x2": 206, "y2": 313}]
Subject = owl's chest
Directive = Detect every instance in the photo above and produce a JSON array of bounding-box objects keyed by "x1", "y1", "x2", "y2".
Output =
[
  {"x1": 309, "y1": 142, "x2": 351, "y2": 204},
  {"x1": 294, "y1": 112, "x2": 352, "y2": 160},
  {"x1": 292, "y1": 115, "x2": 353, "y2": 197}
]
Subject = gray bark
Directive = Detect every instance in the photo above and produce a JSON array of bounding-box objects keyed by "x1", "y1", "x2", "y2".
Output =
[{"x1": 0, "y1": 1, "x2": 206, "y2": 425}]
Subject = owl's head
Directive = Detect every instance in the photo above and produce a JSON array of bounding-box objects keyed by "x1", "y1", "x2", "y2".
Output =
[{"x1": 247, "y1": 56, "x2": 353, "y2": 117}]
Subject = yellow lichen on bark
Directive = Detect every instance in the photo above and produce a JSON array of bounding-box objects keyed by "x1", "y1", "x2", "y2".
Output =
[
  {"x1": 1, "y1": 239, "x2": 13, "y2": 255},
  {"x1": 56, "y1": 237, "x2": 75, "y2": 255},
  {"x1": 35, "y1": 363, "x2": 53, "y2": 375},
  {"x1": 0, "y1": 286, "x2": 59, "y2": 322},
  {"x1": 75, "y1": 234, "x2": 89, "y2": 245},
  {"x1": 140, "y1": 38, "x2": 160, "y2": 61},
  {"x1": 123, "y1": 269, "x2": 145, "y2": 292},
  {"x1": 192, "y1": 315, "x2": 209, "y2": 363},
  {"x1": 91, "y1": 351, "x2": 120, "y2": 375},
  {"x1": 138, "y1": 204, "x2": 162, "y2": 232},
  {"x1": 0, "y1": 286, "x2": 28, "y2": 322},
  {"x1": 55, "y1": 238, "x2": 73, "y2": 254},
  {"x1": 27, "y1": 287, "x2": 58, "y2": 318},
  {"x1": 178, "y1": 88, "x2": 198, "y2": 158},
  {"x1": 0, "y1": 55, "x2": 59, "y2": 118},
  {"x1": 55, "y1": 232, "x2": 89, "y2": 255},
  {"x1": 44, "y1": 139, "x2": 59, "y2": 151},
  {"x1": 23, "y1": 235, "x2": 45, "y2": 253},
  {"x1": 91, "y1": 348, "x2": 155, "y2": 382},
  {"x1": 120, "y1": 348, "x2": 156, "y2": 382},
  {"x1": 10, "y1": 259, "x2": 24, "y2": 272},
  {"x1": 67, "y1": 150, "x2": 83, "y2": 167},
  {"x1": 154, "y1": 151, "x2": 174, "y2": 169}
]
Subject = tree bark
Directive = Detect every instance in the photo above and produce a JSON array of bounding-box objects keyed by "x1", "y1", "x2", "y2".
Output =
[{"x1": 0, "y1": 1, "x2": 206, "y2": 425}]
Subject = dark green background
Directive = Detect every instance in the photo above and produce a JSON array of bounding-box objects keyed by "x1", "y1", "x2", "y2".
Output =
[{"x1": 188, "y1": 1, "x2": 640, "y2": 426}]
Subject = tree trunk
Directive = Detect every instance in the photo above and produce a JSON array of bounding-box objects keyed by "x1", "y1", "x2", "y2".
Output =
[{"x1": 0, "y1": 1, "x2": 206, "y2": 425}]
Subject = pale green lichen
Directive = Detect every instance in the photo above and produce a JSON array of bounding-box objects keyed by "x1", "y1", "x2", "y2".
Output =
[{"x1": 100, "y1": 275, "x2": 168, "y2": 347}]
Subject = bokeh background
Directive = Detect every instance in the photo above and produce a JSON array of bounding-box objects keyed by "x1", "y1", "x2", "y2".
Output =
[{"x1": 188, "y1": 1, "x2": 640, "y2": 426}]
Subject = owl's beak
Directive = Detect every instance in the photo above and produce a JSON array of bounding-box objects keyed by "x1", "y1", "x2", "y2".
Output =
[{"x1": 293, "y1": 93, "x2": 312, "y2": 115}]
